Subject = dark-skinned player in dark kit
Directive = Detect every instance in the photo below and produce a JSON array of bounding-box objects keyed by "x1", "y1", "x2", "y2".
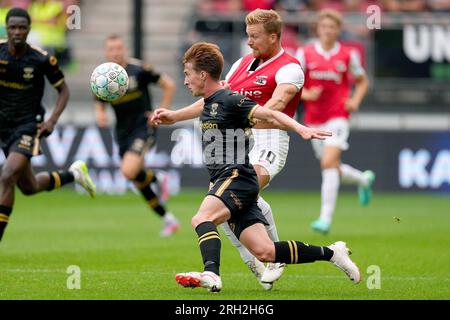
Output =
[{"x1": 0, "y1": 8, "x2": 96, "y2": 242}]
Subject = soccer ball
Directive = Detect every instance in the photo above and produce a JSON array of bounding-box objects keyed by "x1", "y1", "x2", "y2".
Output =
[{"x1": 90, "y1": 62, "x2": 129, "y2": 101}]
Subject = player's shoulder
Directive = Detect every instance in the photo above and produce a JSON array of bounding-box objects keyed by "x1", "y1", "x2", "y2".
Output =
[
  {"x1": 214, "y1": 89, "x2": 240, "y2": 105},
  {"x1": 127, "y1": 57, "x2": 144, "y2": 67},
  {"x1": 28, "y1": 44, "x2": 60, "y2": 66},
  {"x1": 281, "y1": 50, "x2": 301, "y2": 65},
  {"x1": 29, "y1": 44, "x2": 49, "y2": 57},
  {"x1": 127, "y1": 57, "x2": 154, "y2": 71},
  {"x1": 223, "y1": 90, "x2": 254, "y2": 108},
  {"x1": 335, "y1": 42, "x2": 354, "y2": 58},
  {"x1": 302, "y1": 43, "x2": 316, "y2": 53}
]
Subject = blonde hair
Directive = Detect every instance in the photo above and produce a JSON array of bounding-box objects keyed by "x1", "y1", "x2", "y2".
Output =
[
  {"x1": 183, "y1": 42, "x2": 224, "y2": 80},
  {"x1": 317, "y1": 8, "x2": 343, "y2": 27},
  {"x1": 245, "y1": 9, "x2": 283, "y2": 39}
]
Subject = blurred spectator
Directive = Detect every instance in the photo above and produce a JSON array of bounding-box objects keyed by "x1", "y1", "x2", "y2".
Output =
[
  {"x1": 241, "y1": 0, "x2": 275, "y2": 12},
  {"x1": 381, "y1": 0, "x2": 429, "y2": 11},
  {"x1": 11, "y1": 0, "x2": 30, "y2": 9},
  {"x1": 427, "y1": 0, "x2": 450, "y2": 11},
  {"x1": 343, "y1": 0, "x2": 373, "y2": 12},
  {"x1": 0, "y1": 0, "x2": 13, "y2": 38},
  {"x1": 310, "y1": 0, "x2": 346, "y2": 11},
  {"x1": 274, "y1": 0, "x2": 310, "y2": 13},
  {"x1": 281, "y1": 25, "x2": 302, "y2": 55},
  {"x1": 197, "y1": 0, "x2": 241, "y2": 14},
  {"x1": 28, "y1": 0, "x2": 72, "y2": 67}
]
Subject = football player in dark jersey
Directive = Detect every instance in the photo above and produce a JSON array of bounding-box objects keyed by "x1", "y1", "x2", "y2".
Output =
[
  {"x1": 0, "y1": 8, "x2": 96, "y2": 242},
  {"x1": 94, "y1": 34, "x2": 179, "y2": 237},
  {"x1": 151, "y1": 42, "x2": 361, "y2": 292}
]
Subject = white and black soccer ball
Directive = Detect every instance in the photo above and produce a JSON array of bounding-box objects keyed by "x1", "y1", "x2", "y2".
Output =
[{"x1": 90, "y1": 62, "x2": 129, "y2": 101}]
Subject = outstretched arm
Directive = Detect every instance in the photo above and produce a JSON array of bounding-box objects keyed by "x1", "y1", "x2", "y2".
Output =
[
  {"x1": 252, "y1": 83, "x2": 299, "y2": 129},
  {"x1": 252, "y1": 106, "x2": 331, "y2": 140},
  {"x1": 151, "y1": 98, "x2": 204, "y2": 125}
]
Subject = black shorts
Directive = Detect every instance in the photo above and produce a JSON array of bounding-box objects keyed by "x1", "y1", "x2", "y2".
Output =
[
  {"x1": 0, "y1": 122, "x2": 39, "y2": 159},
  {"x1": 208, "y1": 167, "x2": 268, "y2": 239},
  {"x1": 116, "y1": 125, "x2": 156, "y2": 158}
]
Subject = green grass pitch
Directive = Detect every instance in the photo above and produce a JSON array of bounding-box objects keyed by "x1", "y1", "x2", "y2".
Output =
[{"x1": 0, "y1": 189, "x2": 449, "y2": 300}]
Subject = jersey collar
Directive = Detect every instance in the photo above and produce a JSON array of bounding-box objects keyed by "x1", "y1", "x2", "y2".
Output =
[
  {"x1": 247, "y1": 48, "x2": 285, "y2": 72},
  {"x1": 314, "y1": 41, "x2": 340, "y2": 60}
]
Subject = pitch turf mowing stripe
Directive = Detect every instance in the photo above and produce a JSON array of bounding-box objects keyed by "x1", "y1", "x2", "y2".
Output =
[{"x1": 3, "y1": 269, "x2": 450, "y2": 282}]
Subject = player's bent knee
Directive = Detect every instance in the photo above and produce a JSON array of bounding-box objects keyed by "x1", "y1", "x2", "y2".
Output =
[
  {"x1": 249, "y1": 243, "x2": 275, "y2": 262},
  {"x1": 191, "y1": 214, "x2": 205, "y2": 229},
  {"x1": 120, "y1": 167, "x2": 139, "y2": 181},
  {"x1": 321, "y1": 160, "x2": 339, "y2": 169},
  {"x1": 18, "y1": 185, "x2": 36, "y2": 196},
  {"x1": 252, "y1": 250, "x2": 273, "y2": 263}
]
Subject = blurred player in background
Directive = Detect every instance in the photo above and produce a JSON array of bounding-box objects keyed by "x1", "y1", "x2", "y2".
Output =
[
  {"x1": 169, "y1": 9, "x2": 304, "y2": 289},
  {"x1": 152, "y1": 42, "x2": 359, "y2": 293},
  {"x1": 0, "y1": 8, "x2": 96, "y2": 242},
  {"x1": 95, "y1": 34, "x2": 180, "y2": 237},
  {"x1": 296, "y1": 9, "x2": 374, "y2": 235}
]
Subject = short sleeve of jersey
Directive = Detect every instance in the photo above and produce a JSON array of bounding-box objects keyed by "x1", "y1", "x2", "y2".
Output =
[
  {"x1": 349, "y1": 49, "x2": 365, "y2": 77},
  {"x1": 275, "y1": 63, "x2": 304, "y2": 91},
  {"x1": 141, "y1": 63, "x2": 161, "y2": 85},
  {"x1": 228, "y1": 93, "x2": 258, "y2": 127},
  {"x1": 43, "y1": 55, "x2": 65, "y2": 87},
  {"x1": 225, "y1": 58, "x2": 243, "y2": 81}
]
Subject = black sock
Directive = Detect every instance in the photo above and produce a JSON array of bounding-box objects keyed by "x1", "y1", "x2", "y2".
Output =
[
  {"x1": 274, "y1": 241, "x2": 334, "y2": 264},
  {"x1": 134, "y1": 169, "x2": 156, "y2": 184},
  {"x1": 195, "y1": 221, "x2": 221, "y2": 276},
  {"x1": 47, "y1": 171, "x2": 74, "y2": 191},
  {"x1": 138, "y1": 183, "x2": 166, "y2": 217},
  {"x1": 0, "y1": 205, "x2": 12, "y2": 241}
]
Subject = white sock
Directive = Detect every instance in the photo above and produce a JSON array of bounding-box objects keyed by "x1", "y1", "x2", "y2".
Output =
[
  {"x1": 163, "y1": 212, "x2": 177, "y2": 223},
  {"x1": 319, "y1": 168, "x2": 340, "y2": 224},
  {"x1": 258, "y1": 196, "x2": 279, "y2": 242},
  {"x1": 340, "y1": 163, "x2": 368, "y2": 186},
  {"x1": 221, "y1": 222, "x2": 255, "y2": 264}
]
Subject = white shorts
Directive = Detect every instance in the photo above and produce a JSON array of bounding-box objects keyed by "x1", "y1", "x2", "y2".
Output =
[
  {"x1": 249, "y1": 128, "x2": 290, "y2": 181},
  {"x1": 309, "y1": 117, "x2": 350, "y2": 160}
]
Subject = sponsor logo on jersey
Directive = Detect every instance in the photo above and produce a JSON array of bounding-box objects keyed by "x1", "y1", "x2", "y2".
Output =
[
  {"x1": 23, "y1": 67, "x2": 34, "y2": 80},
  {"x1": 310, "y1": 70, "x2": 342, "y2": 84},
  {"x1": 335, "y1": 60, "x2": 347, "y2": 72},
  {"x1": 210, "y1": 103, "x2": 219, "y2": 117},
  {"x1": 200, "y1": 121, "x2": 218, "y2": 129},
  {"x1": 234, "y1": 88, "x2": 263, "y2": 98},
  {"x1": 254, "y1": 75, "x2": 267, "y2": 85}
]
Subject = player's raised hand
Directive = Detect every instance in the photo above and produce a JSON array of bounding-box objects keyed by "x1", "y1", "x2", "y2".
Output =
[
  {"x1": 151, "y1": 108, "x2": 177, "y2": 126},
  {"x1": 297, "y1": 127, "x2": 332, "y2": 141}
]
